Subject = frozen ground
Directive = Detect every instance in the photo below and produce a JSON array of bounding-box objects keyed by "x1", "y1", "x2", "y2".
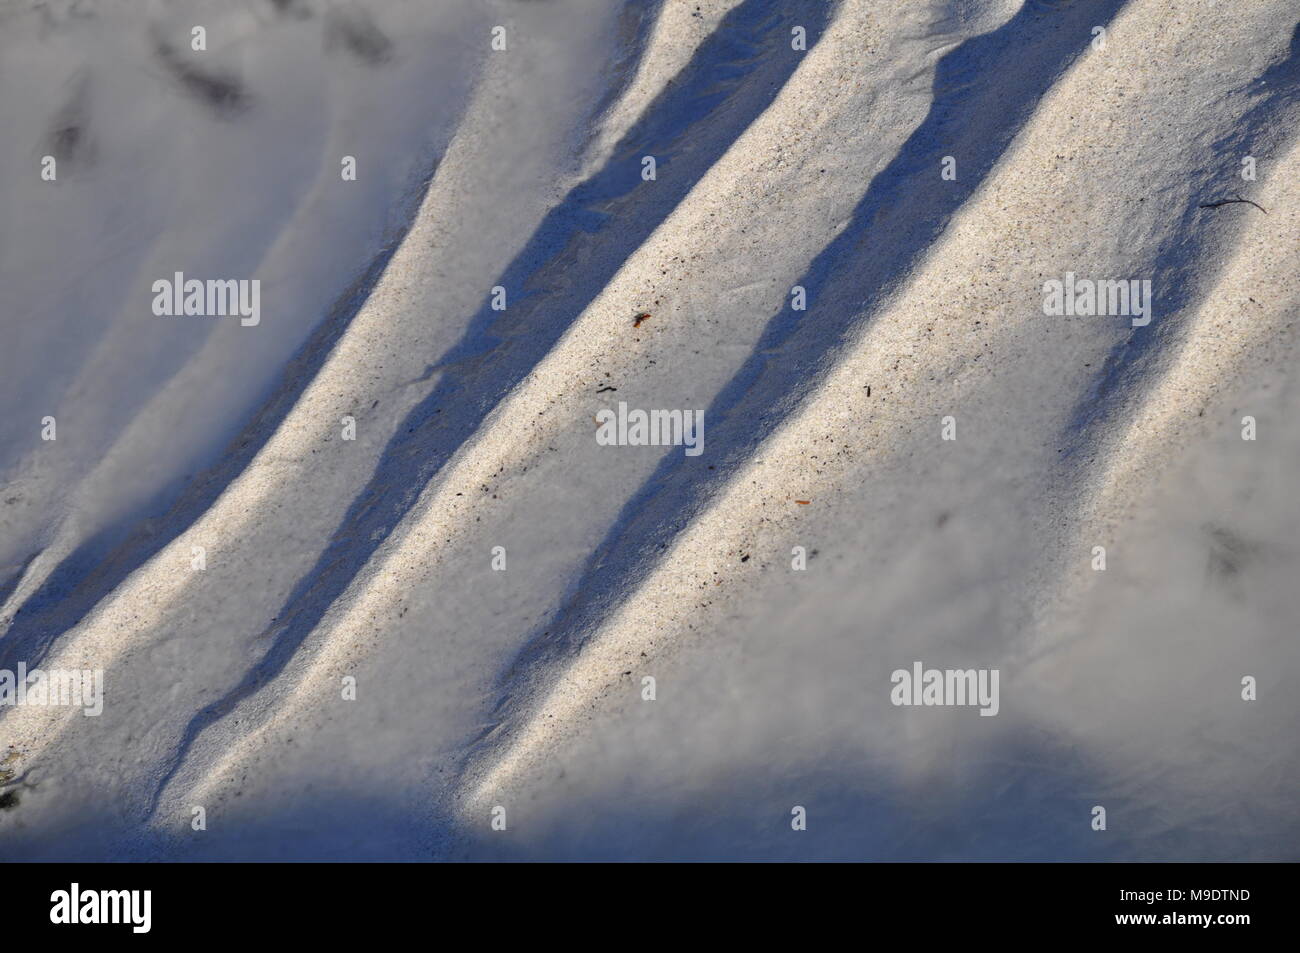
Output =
[{"x1": 1, "y1": 0, "x2": 1298, "y2": 861}]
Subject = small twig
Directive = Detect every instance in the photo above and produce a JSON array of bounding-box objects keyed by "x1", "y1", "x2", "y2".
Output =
[{"x1": 1199, "y1": 194, "x2": 1267, "y2": 214}]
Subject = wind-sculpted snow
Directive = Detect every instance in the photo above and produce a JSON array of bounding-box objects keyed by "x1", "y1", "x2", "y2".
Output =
[{"x1": 1, "y1": 0, "x2": 1298, "y2": 861}]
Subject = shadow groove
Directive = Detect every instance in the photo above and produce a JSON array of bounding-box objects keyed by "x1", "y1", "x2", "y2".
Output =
[
  {"x1": 466, "y1": 0, "x2": 1132, "y2": 763},
  {"x1": 147, "y1": 0, "x2": 834, "y2": 816}
]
